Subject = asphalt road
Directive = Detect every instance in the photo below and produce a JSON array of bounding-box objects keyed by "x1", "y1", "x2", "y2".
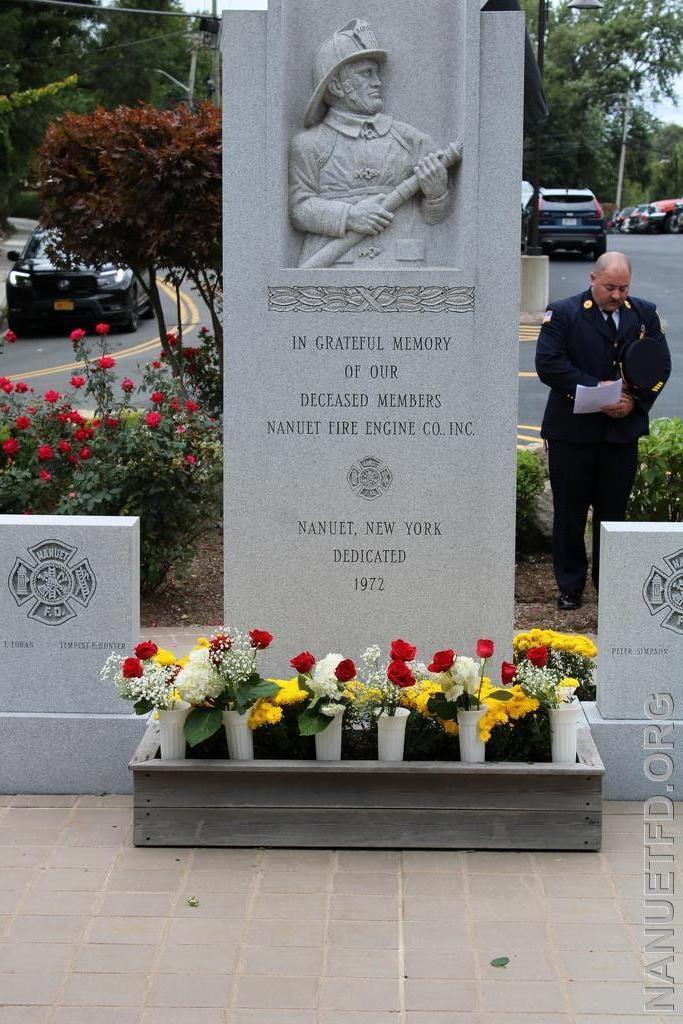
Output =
[
  {"x1": 0, "y1": 277, "x2": 204, "y2": 397},
  {"x1": 518, "y1": 233, "x2": 682, "y2": 444}
]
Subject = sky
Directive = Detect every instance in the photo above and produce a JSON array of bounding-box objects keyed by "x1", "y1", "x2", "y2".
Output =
[{"x1": 178, "y1": 1, "x2": 683, "y2": 126}]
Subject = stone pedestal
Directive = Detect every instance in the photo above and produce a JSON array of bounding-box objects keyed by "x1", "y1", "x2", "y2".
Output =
[
  {"x1": 0, "y1": 515, "x2": 143, "y2": 794},
  {"x1": 589, "y1": 522, "x2": 682, "y2": 799},
  {"x1": 221, "y1": 0, "x2": 525, "y2": 666},
  {"x1": 520, "y1": 254, "x2": 549, "y2": 314}
]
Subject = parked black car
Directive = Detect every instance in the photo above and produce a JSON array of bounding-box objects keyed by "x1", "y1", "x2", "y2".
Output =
[
  {"x1": 5, "y1": 228, "x2": 153, "y2": 335},
  {"x1": 525, "y1": 188, "x2": 606, "y2": 258}
]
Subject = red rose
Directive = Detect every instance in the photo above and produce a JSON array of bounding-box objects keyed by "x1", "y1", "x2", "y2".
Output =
[
  {"x1": 70, "y1": 375, "x2": 86, "y2": 388},
  {"x1": 78, "y1": 445, "x2": 91, "y2": 460},
  {"x1": 69, "y1": 328, "x2": 86, "y2": 343},
  {"x1": 43, "y1": 390, "x2": 60, "y2": 404},
  {"x1": 96, "y1": 356, "x2": 115, "y2": 370},
  {"x1": 387, "y1": 659, "x2": 415, "y2": 688},
  {"x1": 57, "y1": 440, "x2": 71, "y2": 454},
  {"x1": 38, "y1": 469, "x2": 52, "y2": 482},
  {"x1": 169, "y1": 398, "x2": 181, "y2": 412},
  {"x1": 428, "y1": 649, "x2": 455, "y2": 673},
  {"x1": 120, "y1": 378, "x2": 135, "y2": 393},
  {"x1": 37, "y1": 444, "x2": 54, "y2": 461},
  {"x1": 166, "y1": 331, "x2": 178, "y2": 346},
  {"x1": 122, "y1": 657, "x2": 144, "y2": 679},
  {"x1": 185, "y1": 453, "x2": 197, "y2": 466},
  {"x1": 476, "y1": 638, "x2": 494, "y2": 659},
  {"x1": 134, "y1": 640, "x2": 158, "y2": 660},
  {"x1": 15, "y1": 416, "x2": 31, "y2": 430},
  {"x1": 184, "y1": 399, "x2": 199, "y2": 413},
  {"x1": 4, "y1": 329, "x2": 17, "y2": 343},
  {"x1": 527, "y1": 646, "x2": 549, "y2": 668},
  {"x1": 56, "y1": 412, "x2": 70, "y2": 424},
  {"x1": 145, "y1": 411, "x2": 162, "y2": 429},
  {"x1": 15, "y1": 382, "x2": 29, "y2": 393},
  {"x1": 3, "y1": 438, "x2": 20, "y2": 456},
  {"x1": 105, "y1": 417, "x2": 119, "y2": 429},
  {"x1": 1, "y1": 381, "x2": 13, "y2": 393},
  {"x1": 73, "y1": 427, "x2": 94, "y2": 442},
  {"x1": 67, "y1": 454, "x2": 78, "y2": 465},
  {"x1": 151, "y1": 360, "x2": 162, "y2": 369},
  {"x1": 335, "y1": 658, "x2": 356, "y2": 683},
  {"x1": 390, "y1": 638, "x2": 417, "y2": 662},
  {"x1": 249, "y1": 629, "x2": 273, "y2": 650},
  {"x1": 151, "y1": 391, "x2": 165, "y2": 404},
  {"x1": 94, "y1": 322, "x2": 110, "y2": 336},
  {"x1": 69, "y1": 410, "x2": 85, "y2": 425},
  {"x1": 501, "y1": 661, "x2": 517, "y2": 685},
  {"x1": 290, "y1": 651, "x2": 315, "y2": 674}
]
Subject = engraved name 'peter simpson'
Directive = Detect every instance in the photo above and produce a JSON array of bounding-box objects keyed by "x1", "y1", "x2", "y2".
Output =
[{"x1": 289, "y1": 19, "x2": 462, "y2": 268}]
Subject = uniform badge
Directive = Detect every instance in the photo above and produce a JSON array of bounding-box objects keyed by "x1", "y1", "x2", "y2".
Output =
[
  {"x1": 542, "y1": 310, "x2": 553, "y2": 323},
  {"x1": 639, "y1": 324, "x2": 646, "y2": 340},
  {"x1": 624, "y1": 299, "x2": 632, "y2": 309},
  {"x1": 583, "y1": 299, "x2": 592, "y2": 309}
]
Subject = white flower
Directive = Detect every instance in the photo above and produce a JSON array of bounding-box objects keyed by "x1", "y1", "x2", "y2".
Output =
[
  {"x1": 320, "y1": 702, "x2": 344, "y2": 717},
  {"x1": 450, "y1": 656, "x2": 479, "y2": 694},
  {"x1": 310, "y1": 653, "x2": 344, "y2": 700},
  {"x1": 175, "y1": 647, "x2": 224, "y2": 705}
]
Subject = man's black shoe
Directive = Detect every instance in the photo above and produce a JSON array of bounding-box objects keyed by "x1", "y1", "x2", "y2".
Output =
[{"x1": 557, "y1": 592, "x2": 582, "y2": 611}]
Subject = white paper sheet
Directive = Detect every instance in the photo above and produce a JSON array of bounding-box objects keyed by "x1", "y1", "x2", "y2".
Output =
[{"x1": 573, "y1": 379, "x2": 623, "y2": 415}]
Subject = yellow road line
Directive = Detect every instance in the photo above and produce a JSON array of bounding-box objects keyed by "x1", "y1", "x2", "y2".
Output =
[
  {"x1": 518, "y1": 424, "x2": 541, "y2": 431},
  {"x1": 8, "y1": 280, "x2": 200, "y2": 382},
  {"x1": 519, "y1": 371, "x2": 538, "y2": 378},
  {"x1": 517, "y1": 433, "x2": 543, "y2": 444}
]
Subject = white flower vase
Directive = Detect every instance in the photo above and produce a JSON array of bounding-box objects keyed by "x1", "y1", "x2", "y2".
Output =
[
  {"x1": 223, "y1": 709, "x2": 254, "y2": 761},
  {"x1": 457, "y1": 706, "x2": 487, "y2": 763},
  {"x1": 377, "y1": 707, "x2": 410, "y2": 762},
  {"x1": 549, "y1": 699, "x2": 581, "y2": 764},
  {"x1": 158, "y1": 707, "x2": 188, "y2": 760},
  {"x1": 315, "y1": 709, "x2": 344, "y2": 761}
]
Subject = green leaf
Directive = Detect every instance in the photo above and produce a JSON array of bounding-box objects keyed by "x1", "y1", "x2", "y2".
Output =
[
  {"x1": 186, "y1": 896, "x2": 199, "y2": 907},
  {"x1": 298, "y1": 705, "x2": 332, "y2": 736},
  {"x1": 487, "y1": 688, "x2": 514, "y2": 702},
  {"x1": 490, "y1": 956, "x2": 509, "y2": 968},
  {"x1": 183, "y1": 706, "x2": 223, "y2": 747},
  {"x1": 427, "y1": 694, "x2": 459, "y2": 720},
  {"x1": 133, "y1": 698, "x2": 154, "y2": 715}
]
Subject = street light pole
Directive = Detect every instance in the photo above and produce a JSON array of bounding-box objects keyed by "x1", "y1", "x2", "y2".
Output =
[{"x1": 615, "y1": 89, "x2": 631, "y2": 212}]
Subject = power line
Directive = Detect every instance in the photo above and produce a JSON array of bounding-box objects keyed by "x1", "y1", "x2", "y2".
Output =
[{"x1": 9, "y1": 0, "x2": 210, "y2": 19}]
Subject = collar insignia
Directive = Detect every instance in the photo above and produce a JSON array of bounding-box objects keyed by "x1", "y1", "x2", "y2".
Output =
[{"x1": 583, "y1": 299, "x2": 593, "y2": 309}]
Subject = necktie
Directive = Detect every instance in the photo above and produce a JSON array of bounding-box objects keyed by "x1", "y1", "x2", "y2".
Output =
[{"x1": 606, "y1": 313, "x2": 618, "y2": 340}]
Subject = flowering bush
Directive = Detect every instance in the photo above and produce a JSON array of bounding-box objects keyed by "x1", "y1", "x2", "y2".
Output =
[
  {"x1": 101, "y1": 640, "x2": 186, "y2": 713},
  {"x1": 0, "y1": 324, "x2": 222, "y2": 591},
  {"x1": 147, "y1": 326, "x2": 222, "y2": 419}
]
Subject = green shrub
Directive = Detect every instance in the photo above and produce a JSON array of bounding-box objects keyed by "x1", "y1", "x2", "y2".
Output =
[
  {"x1": 516, "y1": 447, "x2": 546, "y2": 528},
  {"x1": 0, "y1": 324, "x2": 223, "y2": 591},
  {"x1": 629, "y1": 417, "x2": 682, "y2": 522}
]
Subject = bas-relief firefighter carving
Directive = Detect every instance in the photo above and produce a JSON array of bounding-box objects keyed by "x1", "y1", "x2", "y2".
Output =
[{"x1": 289, "y1": 19, "x2": 459, "y2": 269}]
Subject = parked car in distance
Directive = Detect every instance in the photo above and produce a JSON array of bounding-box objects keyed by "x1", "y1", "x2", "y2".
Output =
[
  {"x1": 672, "y1": 200, "x2": 683, "y2": 234},
  {"x1": 5, "y1": 227, "x2": 153, "y2": 335},
  {"x1": 524, "y1": 187, "x2": 606, "y2": 258},
  {"x1": 626, "y1": 203, "x2": 652, "y2": 233},
  {"x1": 647, "y1": 197, "x2": 683, "y2": 233},
  {"x1": 611, "y1": 206, "x2": 635, "y2": 232}
]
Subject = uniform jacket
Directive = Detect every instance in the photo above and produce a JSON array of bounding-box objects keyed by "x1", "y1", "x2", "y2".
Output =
[
  {"x1": 288, "y1": 108, "x2": 451, "y2": 267},
  {"x1": 535, "y1": 289, "x2": 670, "y2": 443}
]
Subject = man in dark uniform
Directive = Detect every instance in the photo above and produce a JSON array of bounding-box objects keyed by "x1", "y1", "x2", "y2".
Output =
[{"x1": 535, "y1": 252, "x2": 671, "y2": 610}]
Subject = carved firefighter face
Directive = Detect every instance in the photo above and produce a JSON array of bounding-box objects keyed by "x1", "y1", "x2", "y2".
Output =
[{"x1": 327, "y1": 58, "x2": 383, "y2": 117}]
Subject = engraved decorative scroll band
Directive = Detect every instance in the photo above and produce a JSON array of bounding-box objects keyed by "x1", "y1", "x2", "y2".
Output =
[{"x1": 268, "y1": 286, "x2": 475, "y2": 314}]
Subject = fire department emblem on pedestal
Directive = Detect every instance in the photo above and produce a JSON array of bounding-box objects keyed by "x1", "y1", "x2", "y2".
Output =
[
  {"x1": 8, "y1": 539, "x2": 97, "y2": 626},
  {"x1": 642, "y1": 548, "x2": 683, "y2": 636}
]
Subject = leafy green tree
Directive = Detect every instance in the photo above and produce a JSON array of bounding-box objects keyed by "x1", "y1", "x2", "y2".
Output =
[
  {"x1": 0, "y1": 2, "x2": 92, "y2": 224},
  {"x1": 521, "y1": 0, "x2": 683, "y2": 201}
]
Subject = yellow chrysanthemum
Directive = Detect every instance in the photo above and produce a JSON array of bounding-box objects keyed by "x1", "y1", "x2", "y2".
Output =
[
  {"x1": 478, "y1": 684, "x2": 540, "y2": 740},
  {"x1": 560, "y1": 677, "x2": 579, "y2": 690},
  {"x1": 194, "y1": 637, "x2": 210, "y2": 650},
  {"x1": 513, "y1": 629, "x2": 597, "y2": 659},
  {"x1": 153, "y1": 647, "x2": 179, "y2": 667},
  {"x1": 248, "y1": 700, "x2": 284, "y2": 730},
  {"x1": 267, "y1": 677, "x2": 309, "y2": 707}
]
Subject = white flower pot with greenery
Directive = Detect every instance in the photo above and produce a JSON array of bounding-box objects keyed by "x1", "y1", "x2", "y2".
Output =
[
  {"x1": 377, "y1": 707, "x2": 410, "y2": 761},
  {"x1": 549, "y1": 699, "x2": 581, "y2": 764},
  {"x1": 158, "y1": 708, "x2": 188, "y2": 760},
  {"x1": 315, "y1": 708, "x2": 344, "y2": 761},
  {"x1": 456, "y1": 706, "x2": 487, "y2": 763},
  {"x1": 223, "y1": 709, "x2": 254, "y2": 760}
]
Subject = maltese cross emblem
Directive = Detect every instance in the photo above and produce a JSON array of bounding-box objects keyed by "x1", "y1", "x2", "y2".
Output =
[
  {"x1": 642, "y1": 548, "x2": 683, "y2": 636},
  {"x1": 347, "y1": 456, "x2": 393, "y2": 501},
  {"x1": 8, "y1": 539, "x2": 97, "y2": 626}
]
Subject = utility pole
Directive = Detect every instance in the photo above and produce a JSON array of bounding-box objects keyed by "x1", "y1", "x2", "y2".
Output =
[
  {"x1": 187, "y1": 34, "x2": 200, "y2": 111},
  {"x1": 615, "y1": 90, "x2": 631, "y2": 212},
  {"x1": 212, "y1": 0, "x2": 222, "y2": 107}
]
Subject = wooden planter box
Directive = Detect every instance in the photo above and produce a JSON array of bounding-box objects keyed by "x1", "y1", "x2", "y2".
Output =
[{"x1": 130, "y1": 712, "x2": 604, "y2": 850}]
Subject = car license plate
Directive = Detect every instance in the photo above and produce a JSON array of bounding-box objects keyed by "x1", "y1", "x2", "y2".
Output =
[
  {"x1": 53, "y1": 300, "x2": 75, "y2": 311},
  {"x1": 562, "y1": 217, "x2": 577, "y2": 226}
]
